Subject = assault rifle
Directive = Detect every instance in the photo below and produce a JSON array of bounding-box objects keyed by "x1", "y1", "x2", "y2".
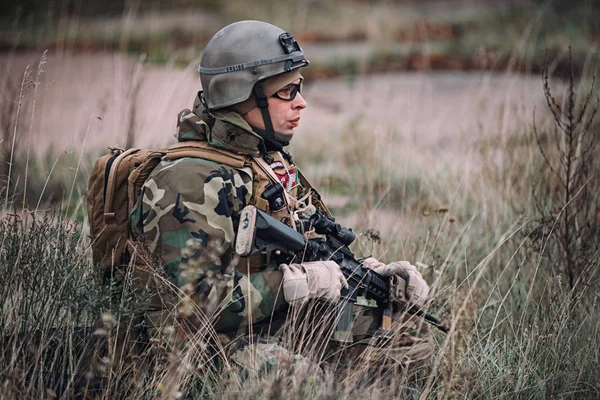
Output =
[{"x1": 235, "y1": 206, "x2": 448, "y2": 341}]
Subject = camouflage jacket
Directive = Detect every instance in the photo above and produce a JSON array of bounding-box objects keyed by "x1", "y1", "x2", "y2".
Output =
[
  {"x1": 129, "y1": 102, "x2": 405, "y2": 343},
  {"x1": 130, "y1": 102, "x2": 330, "y2": 334},
  {"x1": 129, "y1": 101, "x2": 434, "y2": 379}
]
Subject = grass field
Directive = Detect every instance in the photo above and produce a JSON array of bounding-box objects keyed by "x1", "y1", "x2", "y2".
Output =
[{"x1": 1, "y1": 1, "x2": 599, "y2": 398}]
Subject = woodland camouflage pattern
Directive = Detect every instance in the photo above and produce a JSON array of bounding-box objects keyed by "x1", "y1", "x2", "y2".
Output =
[{"x1": 129, "y1": 100, "x2": 433, "y2": 376}]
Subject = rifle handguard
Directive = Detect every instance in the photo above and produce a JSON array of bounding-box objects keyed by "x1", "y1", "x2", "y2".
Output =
[{"x1": 233, "y1": 205, "x2": 449, "y2": 335}]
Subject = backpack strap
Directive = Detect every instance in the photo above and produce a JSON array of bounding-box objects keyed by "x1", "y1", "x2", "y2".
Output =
[
  {"x1": 166, "y1": 141, "x2": 247, "y2": 168},
  {"x1": 128, "y1": 151, "x2": 167, "y2": 211}
]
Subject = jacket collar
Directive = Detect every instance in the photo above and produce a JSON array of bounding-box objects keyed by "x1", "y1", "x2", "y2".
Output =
[{"x1": 174, "y1": 94, "x2": 265, "y2": 157}]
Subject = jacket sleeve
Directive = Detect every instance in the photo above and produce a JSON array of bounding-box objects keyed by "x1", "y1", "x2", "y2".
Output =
[{"x1": 130, "y1": 157, "x2": 287, "y2": 330}]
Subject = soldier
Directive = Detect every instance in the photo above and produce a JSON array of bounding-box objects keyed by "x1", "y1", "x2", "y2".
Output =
[{"x1": 130, "y1": 20, "x2": 433, "y2": 391}]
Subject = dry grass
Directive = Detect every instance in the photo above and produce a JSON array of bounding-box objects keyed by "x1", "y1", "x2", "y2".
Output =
[{"x1": 0, "y1": 8, "x2": 599, "y2": 396}]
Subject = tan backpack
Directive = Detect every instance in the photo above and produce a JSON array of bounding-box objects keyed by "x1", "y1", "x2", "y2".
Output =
[
  {"x1": 86, "y1": 142, "x2": 263, "y2": 286},
  {"x1": 87, "y1": 146, "x2": 166, "y2": 284},
  {"x1": 87, "y1": 140, "x2": 328, "y2": 286}
]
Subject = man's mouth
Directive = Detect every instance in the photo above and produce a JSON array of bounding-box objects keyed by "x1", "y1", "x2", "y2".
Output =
[{"x1": 289, "y1": 118, "x2": 300, "y2": 127}]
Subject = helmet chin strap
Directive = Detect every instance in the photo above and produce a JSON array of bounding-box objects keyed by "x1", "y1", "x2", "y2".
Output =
[
  {"x1": 252, "y1": 81, "x2": 293, "y2": 155},
  {"x1": 253, "y1": 81, "x2": 275, "y2": 135}
]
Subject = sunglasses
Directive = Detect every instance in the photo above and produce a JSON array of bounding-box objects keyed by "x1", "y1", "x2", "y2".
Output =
[{"x1": 272, "y1": 83, "x2": 302, "y2": 101}]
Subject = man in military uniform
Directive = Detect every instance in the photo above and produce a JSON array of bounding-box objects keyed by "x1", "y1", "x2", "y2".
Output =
[{"x1": 130, "y1": 20, "x2": 433, "y2": 389}]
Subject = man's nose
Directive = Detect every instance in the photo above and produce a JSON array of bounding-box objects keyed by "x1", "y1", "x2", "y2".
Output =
[{"x1": 293, "y1": 92, "x2": 307, "y2": 109}]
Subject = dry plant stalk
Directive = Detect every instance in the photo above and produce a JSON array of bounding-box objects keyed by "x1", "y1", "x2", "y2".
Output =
[
  {"x1": 2, "y1": 65, "x2": 31, "y2": 212},
  {"x1": 125, "y1": 53, "x2": 146, "y2": 149},
  {"x1": 22, "y1": 51, "x2": 48, "y2": 210},
  {"x1": 0, "y1": 62, "x2": 18, "y2": 182},
  {"x1": 532, "y1": 45, "x2": 599, "y2": 290}
]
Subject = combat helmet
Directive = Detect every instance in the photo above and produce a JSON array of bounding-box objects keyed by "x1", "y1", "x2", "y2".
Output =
[{"x1": 199, "y1": 20, "x2": 309, "y2": 144}]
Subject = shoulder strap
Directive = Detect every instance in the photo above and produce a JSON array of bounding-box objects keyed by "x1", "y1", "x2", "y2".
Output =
[
  {"x1": 166, "y1": 141, "x2": 247, "y2": 168},
  {"x1": 253, "y1": 155, "x2": 299, "y2": 228}
]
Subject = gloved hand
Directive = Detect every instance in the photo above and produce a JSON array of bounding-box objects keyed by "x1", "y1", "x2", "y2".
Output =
[
  {"x1": 362, "y1": 258, "x2": 429, "y2": 308},
  {"x1": 281, "y1": 261, "x2": 348, "y2": 304}
]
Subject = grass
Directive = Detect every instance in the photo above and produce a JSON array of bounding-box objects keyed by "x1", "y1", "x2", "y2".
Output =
[
  {"x1": 1, "y1": 72, "x2": 598, "y2": 398},
  {"x1": 1, "y1": 2, "x2": 600, "y2": 397},
  {"x1": 0, "y1": 211, "x2": 107, "y2": 398}
]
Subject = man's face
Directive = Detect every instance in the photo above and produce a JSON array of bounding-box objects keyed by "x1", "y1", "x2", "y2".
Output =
[{"x1": 242, "y1": 80, "x2": 307, "y2": 136}]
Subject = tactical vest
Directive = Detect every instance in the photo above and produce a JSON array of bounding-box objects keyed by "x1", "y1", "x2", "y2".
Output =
[
  {"x1": 167, "y1": 140, "x2": 328, "y2": 217},
  {"x1": 164, "y1": 140, "x2": 331, "y2": 275}
]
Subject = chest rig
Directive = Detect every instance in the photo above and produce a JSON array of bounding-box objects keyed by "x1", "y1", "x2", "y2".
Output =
[{"x1": 165, "y1": 140, "x2": 330, "y2": 272}]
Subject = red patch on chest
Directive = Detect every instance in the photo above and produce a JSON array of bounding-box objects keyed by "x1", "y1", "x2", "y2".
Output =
[{"x1": 268, "y1": 161, "x2": 288, "y2": 188}]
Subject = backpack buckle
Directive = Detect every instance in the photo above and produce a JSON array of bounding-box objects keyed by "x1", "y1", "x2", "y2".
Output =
[{"x1": 108, "y1": 145, "x2": 125, "y2": 154}]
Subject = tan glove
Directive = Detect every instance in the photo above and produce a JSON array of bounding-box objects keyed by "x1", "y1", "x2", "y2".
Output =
[
  {"x1": 281, "y1": 261, "x2": 348, "y2": 304},
  {"x1": 362, "y1": 257, "x2": 429, "y2": 308}
]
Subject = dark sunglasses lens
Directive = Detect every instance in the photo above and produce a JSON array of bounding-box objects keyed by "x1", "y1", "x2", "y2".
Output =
[
  {"x1": 274, "y1": 84, "x2": 301, "y2": 101},
  {"x1": 288, "y1": 85, "x2": 299, "y2": 100}
]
